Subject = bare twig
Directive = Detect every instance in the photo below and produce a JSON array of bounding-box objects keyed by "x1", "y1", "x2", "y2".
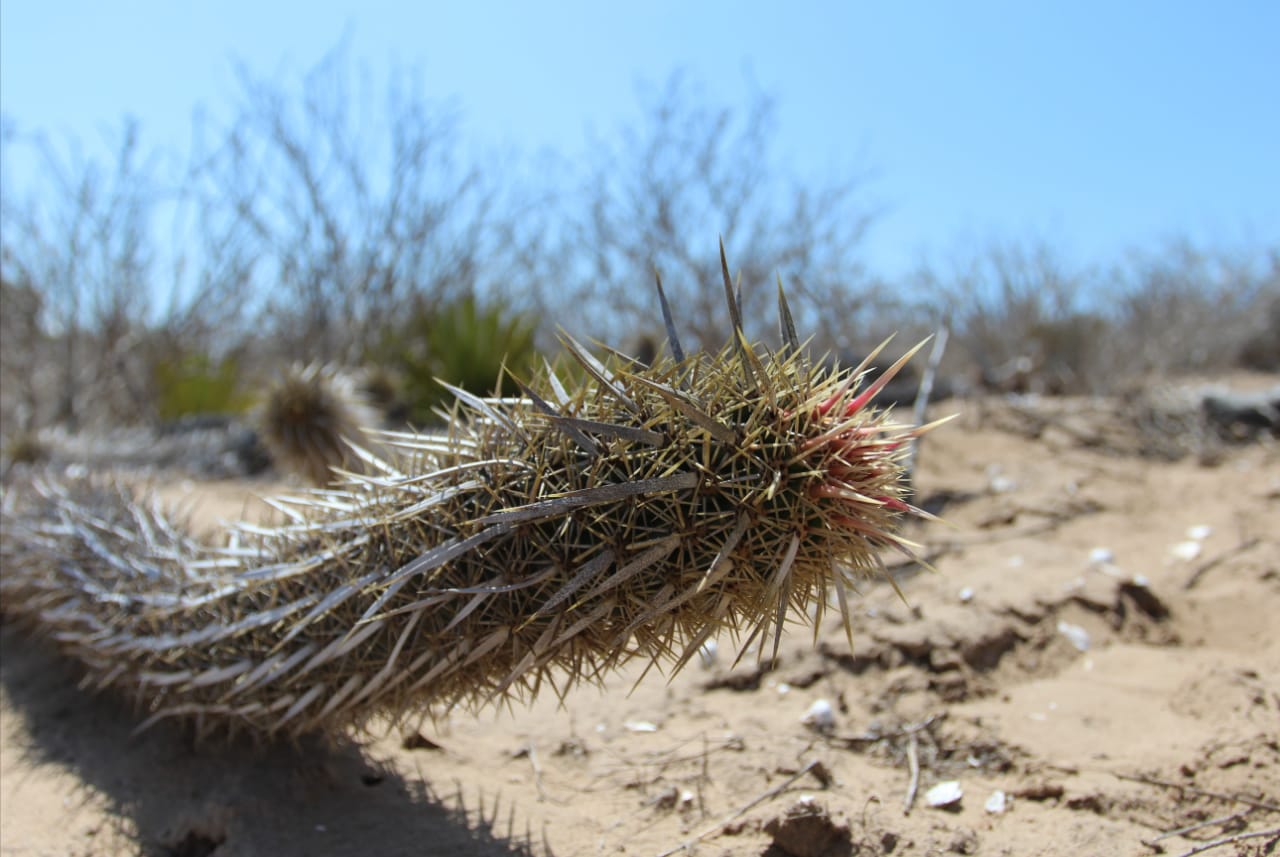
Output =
[
  {"x1": 824, "y1": 714, "x2": 942, "y2": 816},
  {"x1": 698, "y1": 732, "x2": 710, "y2": 818},
  {"x1": 655, "y1": 759, "x2": 820, "y2": 857},
  {"x1": 1112, "y1": 771, "x2": 1280, "y2": 814},
  {"x1": 902, "y1": 731, "x2": 921, "y2": 815},
  {"x1": 1184, "y1": 537, "x2": 1261, "y2": 590},
  {"x1": 563, "y1": 71, "x2": 878, "y2": 352},
  {"x1": 1174, "y1": 826, "x2": 1280, "y2": 857},
  {"x1": 830, "y1": 712, "x2": 947, "y2": 750},
  {"x1": 1145, "y1": 810, "x2": 1251, "y2": 846}
]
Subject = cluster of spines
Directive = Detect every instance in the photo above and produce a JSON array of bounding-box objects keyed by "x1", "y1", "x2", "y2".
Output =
[{"x1": 256, "y1": 362, "x2": 385, "y2": 486}]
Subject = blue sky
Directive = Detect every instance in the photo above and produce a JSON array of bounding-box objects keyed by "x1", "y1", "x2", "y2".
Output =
[{"x1": 3, "y1": 1, "x2": 1277, "y2": 279}]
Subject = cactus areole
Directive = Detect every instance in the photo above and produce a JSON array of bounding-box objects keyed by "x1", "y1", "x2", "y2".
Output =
[{"x1": 0, "y1": 245, "x2": 945, "y2": 741}]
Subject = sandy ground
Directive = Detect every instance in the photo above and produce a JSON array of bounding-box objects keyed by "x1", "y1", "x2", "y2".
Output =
[{"x1": 1, "y1": 389, "x2": 1277, "y2": 857}]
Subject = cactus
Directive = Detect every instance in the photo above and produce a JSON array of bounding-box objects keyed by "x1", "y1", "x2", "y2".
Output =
[
  {"x1": 0, "y1": 248, "x2": 944, "y2": 742},
  {"x1": 257, "y1": 363, "x2": 385, "y2": 486}
]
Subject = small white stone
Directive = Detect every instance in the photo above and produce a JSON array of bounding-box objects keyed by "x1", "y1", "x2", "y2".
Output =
[
  {"x1": 1186, "y1": 525, "x2": 1212, "y2": 541},
  {"x1": 802, "y1": 698, "x2": 835, "y2": 730},
  {"x1": 925, "y1": 780, "x2": 963, "y2": 808},
  {"x1": 958, "y1": 586, "x2": 975, "y2": 603},
  {"x1": 776, "y1": 682, "x2": 791, "y2": 695},
  {"x1": 1057, "y1": 621, "x2": 1091, "y2": 652},
  {"x1": 1088, "y1": 547, "x2": 1114, "y2": 566},
  {"x1": 1170, "y1": 540, "x2": 1202, "y2": 561},
  {"x1": 989, "y1": 475, "x2": 1017, "y2": 494},
  {"x1": 623, "y1": 720, "x2": 659, "y2": 733},
  {"x1": 985, "y1": 789, "x2": 1009, "y2": 814}
]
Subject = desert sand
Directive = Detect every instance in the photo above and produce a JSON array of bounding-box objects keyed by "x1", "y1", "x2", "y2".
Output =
[{"x1": 2, "y1": 388, "x2": 1277, "y2": 857}]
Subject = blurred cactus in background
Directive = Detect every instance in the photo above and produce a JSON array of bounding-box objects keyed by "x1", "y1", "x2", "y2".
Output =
[{"x1": 257, "y1": 363, "x2": 384, "y2": 485}]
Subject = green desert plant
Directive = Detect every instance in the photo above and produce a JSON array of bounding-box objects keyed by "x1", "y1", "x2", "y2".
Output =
[
  {"x1": 0, "y1": 246, "x2": 944, "y2": 742},
  {"x1": 256, "y1": 363, "x2": 385, "y2": 486},
  {"x1": 154, "y1": 350, "x2": 253, "y2": 422},
  {"x1": 358, "y1": 364, "x2": 410, "y2": 424},
  {"x1": 376, "y1": 294, "x2": 540, "y2": 425}
]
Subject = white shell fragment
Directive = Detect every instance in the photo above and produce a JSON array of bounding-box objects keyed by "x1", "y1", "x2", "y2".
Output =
[
  {"x1": 1170, "y1": 540, "x2": 1202, "y2": 561},
  {"x1": 623, "y1": 720, "x2": 659, "y2": 733},
  {"x1": 985, "y1": 789, "x2": 1009, "y2": 814},
  {"x1": 1088, "y1": 547, "x2": 1115, "y2": 566},
  {"x1": 1186, "y1": 525, "x2": 1212, "y2": 541},
  {"x1": 985, "y1": 464, "x2": 1016, "y2": 493},
  {"x1": 1057, "y1": 620, "x2": 1091, "y2": 652},
  {"x1": 801, "y1": 698, "x2": 835, "y2": 730},
  {"x1": 989, "y1": 475, "x2": 1017, "y2": 493},
  {"x1": 925, "y1": 780, "x2": 963, "y2": 808}
]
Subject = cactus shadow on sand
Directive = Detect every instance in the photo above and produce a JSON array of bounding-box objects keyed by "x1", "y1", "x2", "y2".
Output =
[{"x1": 0, "y1": 623, "x2": 550, "y2": 857}]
